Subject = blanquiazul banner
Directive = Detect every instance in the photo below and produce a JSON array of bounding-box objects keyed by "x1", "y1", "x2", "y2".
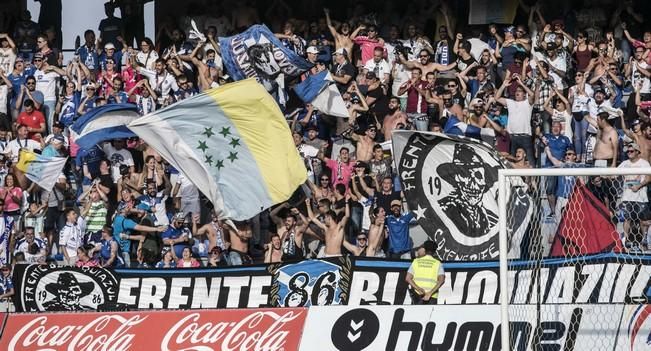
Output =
[
  {"x1": 392, "y1": 131, "x2": 533, "y2": 261},
  {"x1": 219, "y1": 24, "x2": 313, "y2": 93},
  {"x1": 0, "y1": 308, "x2": 307, "y2": 351},
  {"x1": 11, "y1": 254, "x2": 651, "y2": 312}
]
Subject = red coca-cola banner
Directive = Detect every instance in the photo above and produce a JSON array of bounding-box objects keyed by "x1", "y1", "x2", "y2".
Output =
[{"x1": 0, "y1": 308, "x2": 306, "y2": 351}]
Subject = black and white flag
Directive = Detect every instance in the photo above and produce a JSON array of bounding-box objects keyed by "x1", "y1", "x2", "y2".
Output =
[{"x1": 392, "y1": 131, "x2": 532, "y2": 260}]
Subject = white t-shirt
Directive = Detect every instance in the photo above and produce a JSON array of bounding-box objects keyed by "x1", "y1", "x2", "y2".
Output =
[
  {"x1": 619, "y1": 158, "x2": 651, "y2": 203},
  {"x1": 59, "y1": 217, "x2": 86, "y2": 257},
  {"x1": 34, "y1": 69, "x2": 60, "y2": 101},
  {"x1": 569, "y1": 84, "x2": 594, "y2": 113},
  {"x1": 391, "y1": 64, "x2": 410, "y2": 98},
  {"x1": 139, "y1": 68, "x2": 179, "y2": 103},
  {"x1": 587, "y1": 99, "x2": 612, "y2": 119},
  {"x1": 363, "y1": 58, "x2": 391, "y2": 83},
  {"x1": 545, "y1": 55, "x2": 567, "y2": 89},
  {"x1": 505, "y1": 99, "x2": 533, "y2": 135},
  {"x1": 0, "y1": 48, "x2": 16, "y2": 75},
  {"x1": 103, "y1": 144, "x2": 134, "y2": 182},
  {"x1": 632, "y1": 60, "x2": 651, "y2": 94},
  {"x1": 176, "y1": 173, "x2": 199, "y2": 200},
  {"x1": 4, "y1": 138, "x2": 41, "y2": 163},
  {"x1": 0, "y1": 85, "x2": 8, "y2": 115},
  {"x1": 136, "y1": 50, "x2": 159, "y2": 71}
]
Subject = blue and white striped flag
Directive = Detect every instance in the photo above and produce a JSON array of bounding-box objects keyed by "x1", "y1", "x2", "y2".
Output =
[{"x1": 71, "y1": 104, "x2": 140, "y2": 150}]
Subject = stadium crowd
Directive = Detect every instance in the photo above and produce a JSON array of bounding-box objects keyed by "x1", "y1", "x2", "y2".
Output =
[{"x1": 0, "y1": 0, "x2": 647, "y2": 289}]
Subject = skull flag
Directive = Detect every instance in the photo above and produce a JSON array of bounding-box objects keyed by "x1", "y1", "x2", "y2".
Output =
[{"x1": 392, "y1": 131, "x2": 532, "y2": 261}]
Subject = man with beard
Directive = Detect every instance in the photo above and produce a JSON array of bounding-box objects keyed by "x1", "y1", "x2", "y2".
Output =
[
  {"x1": 43, "y1": 273, "x2": 94, "y2": 311},
  {"x1": 386, "y1": 199, "x2": 414, "y2": 259},
  {"x1": 137, "y1": 181, "x2": 168, "y2": 226},
  {"x1": 622, "y1": 118, "x2": 651, "y2": 162},
  {"x1": 133, "y1": 58, "x2": 178, "y2": 108},
  {"x1": 437, "y1": 144, "x2": 500, "y2": 238},
  {"x1": 308, "y1": 196, "x2": 349, "y2": 258},
  {"x1": 586, "y1": 107, "x2": 620, "y2": 167},
  {"x1": 399, "y1": 49, "x2": 454, "y2": 76},
  {"x1": 194, "y1": 211, "x2": 229, "y2": 253},
  {"x1": 270, "y1": 203, "x2": 308, "y2": 262},
  {"x1": 382, "y1": 97, "x2": 408, "y2": 140}
]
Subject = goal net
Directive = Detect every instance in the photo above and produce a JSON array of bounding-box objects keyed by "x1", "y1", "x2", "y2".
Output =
[{"x1": 497, "y1": 167, "x2": 651, "y2": 351}]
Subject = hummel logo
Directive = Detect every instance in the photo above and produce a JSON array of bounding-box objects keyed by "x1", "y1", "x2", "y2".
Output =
[
  {"x1": 347, "y1": 319, "x2": 365, "y2": 341},
  {"x1": 332, "y1": 309, "x2": 379, "y2": 350}
]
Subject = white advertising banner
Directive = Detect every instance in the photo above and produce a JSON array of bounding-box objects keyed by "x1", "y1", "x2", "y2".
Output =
[{"x1": 300, "y1": 305, "x2": 627, "y2": 351}]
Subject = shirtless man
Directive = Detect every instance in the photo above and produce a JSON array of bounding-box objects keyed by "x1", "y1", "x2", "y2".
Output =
[
  {"x1": 587, "y1": 110, "x2": 619, "y2": 167},
  {"x1": 621, "y1": 117, "x2": 651, "y2": 162},
  {"x1": 270, "y1": 203, "x2": 309, "y2": 261},
  {"x1": 223, "y1": 221, "x2": 253, "y2": 265},
  {"x1": 351, "y1": 126, "x2": 377, "y2": 162},
  {"x1": 383, "y1": 97, "x2": 408, "y2": 140},
  {"x1": 193, "y1": 212, "x2": 230, "y2": 252},
  {"x1": 264, "y1": 234, "x2": 283, "y2": 263},
  {"x1": 366, "y1": 206, "x2": 387, "y2": 257},
  {"x1": 324, "y1": 8, "x2": 360, "y2": 62},
  {"x1": 399, "y1": 49, "x2": 455, "y2": 76},
  {"x1": 308, "y1": 195, "x2": 350, "y2": 257},
  {"x1": 503, "y1": 147, "x2": 531, "y2": 169}
]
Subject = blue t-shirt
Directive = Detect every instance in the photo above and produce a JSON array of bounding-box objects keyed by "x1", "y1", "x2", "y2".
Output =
[
  {"x1": 107, "y1": 91, "x2": 129, "y2": 104},
  {"x1": 76, "y1": 145, "x2": 106, "y2": 178},
  {"x1": 386, "y1": 212, "x2": 415, "y2": 253},
  {"x1": 111, "y1": 215, "x2": 137, "y2": 253},
  {"x1": 78, "y1": 45, "x2": 99, "y2": 71},
  {"x1": 162, "y1": 225, "x2": 191, "y2": 258},
  {"x1": 545, "y1": 134, "x2": 572, "y2": 167},
  {"x1": 556, "y1": 163, "x2": 585, "y2": 198}
]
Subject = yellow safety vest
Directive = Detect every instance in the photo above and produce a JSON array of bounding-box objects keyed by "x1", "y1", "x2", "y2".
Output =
[{"x1": 411, "y1": 255, "x2": 442, "y2": 297}]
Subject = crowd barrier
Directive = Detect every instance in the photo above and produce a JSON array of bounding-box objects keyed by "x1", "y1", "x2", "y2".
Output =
[
  {"x1": 10, "y1": 254, "x2": 651, "y2": 312},
  {"x1": 0, "y1": 304, "x2": 649, "y2": 351}
]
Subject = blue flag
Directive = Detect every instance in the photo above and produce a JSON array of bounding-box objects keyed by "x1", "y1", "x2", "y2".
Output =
[
  {"x1": 72, "y1": 104, "x2": 140, "y2": 150},
  {"x1": 294, "y1": 70, "x2": 328, "y2": 103},
  {"x1": 219, "y1": 24, "x2": 313, "y2": 92}
]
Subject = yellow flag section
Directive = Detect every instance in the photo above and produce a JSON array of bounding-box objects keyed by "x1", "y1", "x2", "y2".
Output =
[
  {"x1": 16, "y1": 149, "x2": 68, "y2": 191},
  {"x1": 128, "y1": 79, "x2": 307, "y2": 221},
  {"x1": 204, "y1": 80, "x2": 307, "y2": 204}
]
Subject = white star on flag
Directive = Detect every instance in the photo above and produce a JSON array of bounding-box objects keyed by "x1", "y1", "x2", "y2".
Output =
[{"x1": 414, "y1": 204, "x2": 427, "y2": 220}]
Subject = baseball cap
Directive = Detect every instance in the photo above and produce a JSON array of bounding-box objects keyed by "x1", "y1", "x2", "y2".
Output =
[
  {"x1": 632, "y1": 119, "x2": 641, "y2": 126},
  {"x1": 173, "y1": 212, "x2": 185, "y2": 222},
  {"x1": 51, "y1": 134, "x2": 65, "y2": 143},
  {"x1": 594, "y1": 86, "x2": 606, "y2": 94},
  {"x1": 33, "y1": 53, "x2": 43, "y2": 59},
  {"x1": 306, "y1": 124, "x2": 318, "y2": 131},
  {"x1": 628, "y1": 143, "x2": 641, "y2": 152},
  {"x1": 365, "y1": 71, "x2": 377, "y2": 80},
  {"x1": 354, "y1": 160, "x2": 367, "y2": 169},
  {"x1": 334, "y1": 48, "x2": 347, "y2": 56},
  {"x1": 545, "y1": 42, "x2": 557, "y2": 51},
  {"x1": 306, "y1": 46, "x2": 319, "y2": 54},
  {"x1": 53, "y1": 121, "x2": 65, "y2": 129},
  {"x1": 470, "y1": 98, "x2": 484, "y2": 107},
  {"x1": 390, "y1": 199, "x2": 402, "y2": 208},
  {"x1": 104, "y1": 42, "x2": 115, "y2": 50},
  {"x1": 503, "y1": 26, "x2": 516, "y2": 34}
]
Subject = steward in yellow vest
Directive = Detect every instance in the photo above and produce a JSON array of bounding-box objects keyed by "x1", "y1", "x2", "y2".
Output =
[{"x1": 405, "y1": 240, "x2": 445, "y2": 304}]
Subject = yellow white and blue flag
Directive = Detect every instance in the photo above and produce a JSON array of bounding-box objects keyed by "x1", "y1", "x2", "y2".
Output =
[
  {"x1": 16, "y1": 149, "x2": 67, "y2": 191},
  {"x1": 128, "y1": 79, "x2": 307, "y2": 221}
]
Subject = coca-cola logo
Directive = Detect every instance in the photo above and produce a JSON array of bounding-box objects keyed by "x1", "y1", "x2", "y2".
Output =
[
  {"x1": 161, "y1": 311, "x2": 303, "y2": 351},
  {"x1": 20, "y1": 265, "x2": 119, "y2": 312},
  {"x1": 8, "y1": 314, "x2": 147, "y2": 351}
]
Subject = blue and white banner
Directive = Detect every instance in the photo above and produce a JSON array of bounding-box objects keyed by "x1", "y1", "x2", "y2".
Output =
[
  {"x1": 11, "y1": 254, "x2": 651, "y2": 312},
  {"x1": 71, "y1": 103, "x2": 140, "y2": 150},
  {"x1": 219, "y1": 24, "x2": 313, "y2": 93}
]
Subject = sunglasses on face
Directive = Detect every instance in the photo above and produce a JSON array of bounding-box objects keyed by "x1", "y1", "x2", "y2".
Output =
[
  {"x1": 565, "y1": 153, "x2": 575, "y2": 156},
  {"x1": 357, "y1": 237, "x2": 367, "y2": 241},
  {"x1": 26, "y1": 82, "x2": 35, "y2": 85},
  {"x1": 420, "y1": 55, "x2": 429, "y2": 58},
  {"x1": 321, "y1": 178, "x2": 329, "y2": 181},
  {"x1": 33, "y1": 59, "x2": 42, "y2": 62}
]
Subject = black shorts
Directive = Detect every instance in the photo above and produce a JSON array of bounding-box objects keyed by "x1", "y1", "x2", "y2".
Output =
[{"x1": 44, "y1": 207, "x2": 61, "y2": 232}]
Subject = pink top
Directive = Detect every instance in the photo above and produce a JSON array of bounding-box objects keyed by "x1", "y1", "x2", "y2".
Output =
[
  {"x1": 354, "y1": 36, "x2": 385, "y2": 65},
  {"x1": 1, "y1": 187, "x2": 22, "y2": 212},
  {"x1": 326, "y1": 159, "x2": 354, "y2": 191},
  {"x1": 177, "y1": 259, "x2": 201, "y2": 268}
]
